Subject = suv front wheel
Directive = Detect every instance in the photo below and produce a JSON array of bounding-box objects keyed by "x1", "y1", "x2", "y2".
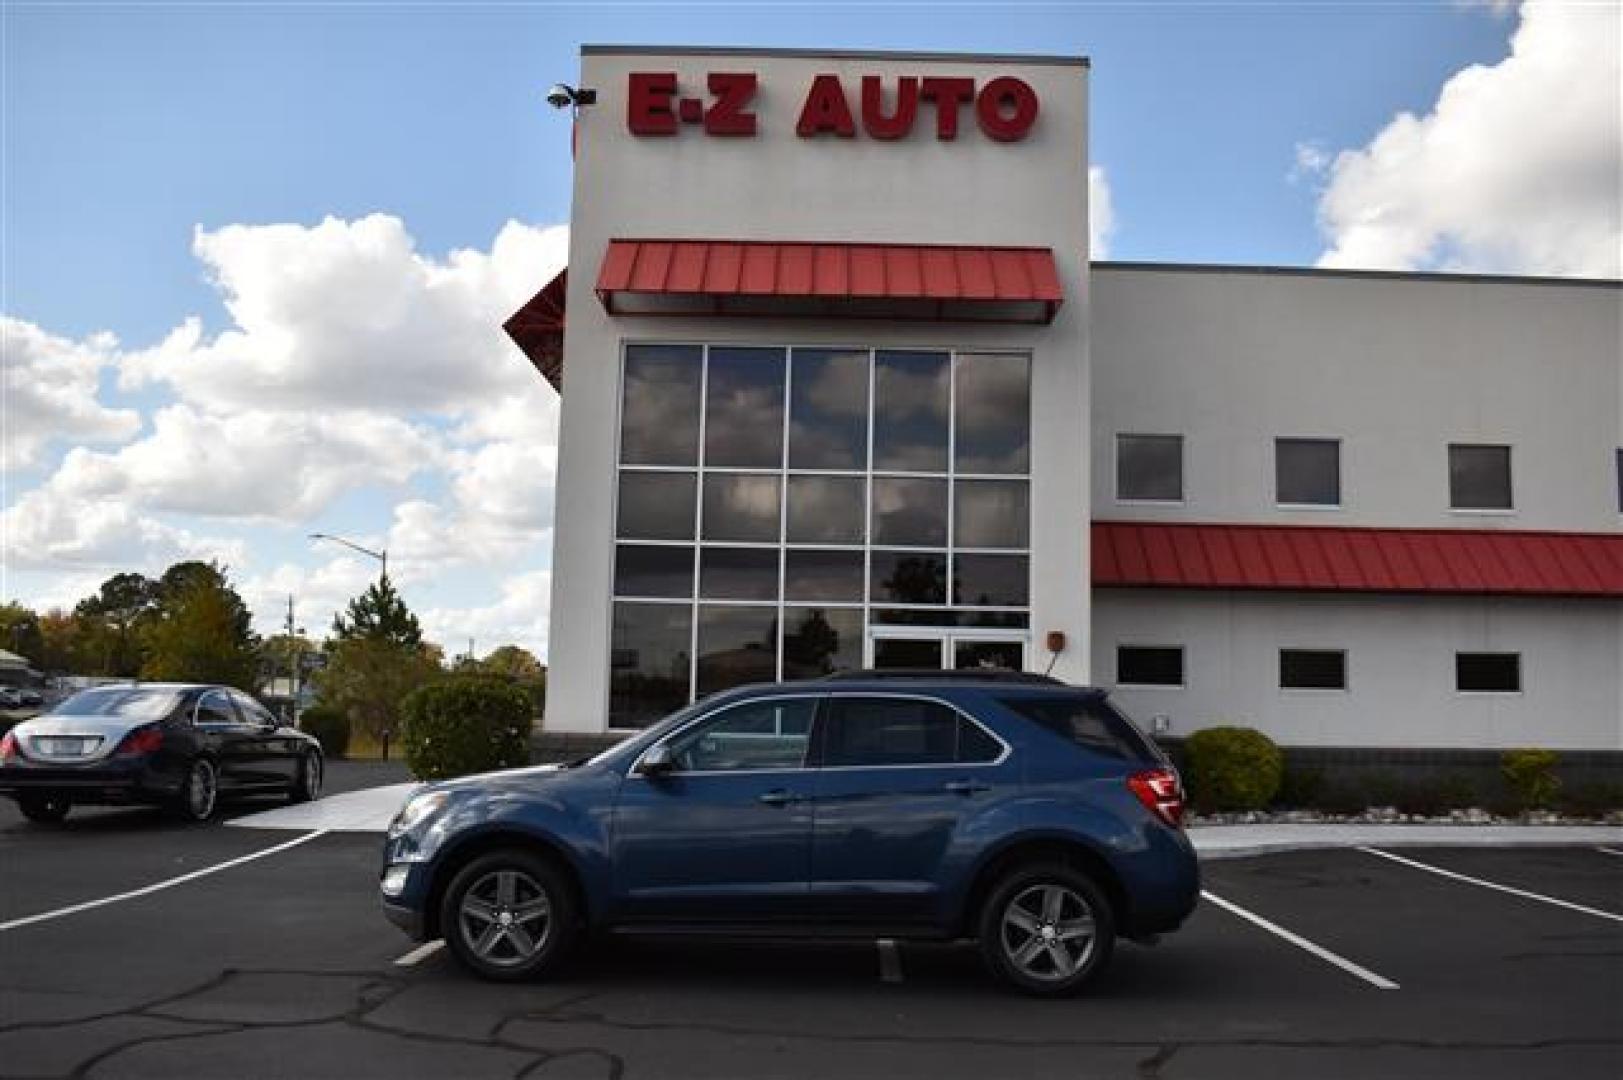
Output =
[
  {"x1": 979, "y1": 863, "x2": 1115, "y2": 996},
  {"x1": 440, "y1": 849, "x2": 575, "y2": 982}
]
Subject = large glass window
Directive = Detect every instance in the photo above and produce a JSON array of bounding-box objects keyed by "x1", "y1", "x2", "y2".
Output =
[
  {"x1": 1449, "y1": 444, "x2": 1513, "y2": 510},
  {"x1": 1275, "y1": 438, "x2": 1341, "y2": 507},
  {"x1": 611, "y1": 343, "x2": 1032, "y2": 727}
]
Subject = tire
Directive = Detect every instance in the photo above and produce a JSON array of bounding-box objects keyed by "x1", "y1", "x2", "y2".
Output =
[
  {"x1": 290, "y1": 751, "x2": 323, "y2": 804},
  {"x1": 978, "y1": 862, "x2": 1115, "y2": 996},
  {"x1": 18, "y1": 794, "x2": 71, "y2": 825},
  {"x1": 173, "y1": 758, "x2": 219, "y2": 823},
  {"x1": 440, "y1": 849, "x2": 576, "y2": 982}
]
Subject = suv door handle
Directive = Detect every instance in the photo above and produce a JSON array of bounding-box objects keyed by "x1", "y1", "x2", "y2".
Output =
[
  {"x1": 944, "y1": 780, "x2": 991, "y2": 796},
  {"x1": 757, "y1": 789, "x2": 801, "y2": 806}
]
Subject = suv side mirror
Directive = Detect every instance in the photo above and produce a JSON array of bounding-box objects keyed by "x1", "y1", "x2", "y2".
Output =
[{"x1": 636, "y1": 743, "x2": 677, "y2": 777}]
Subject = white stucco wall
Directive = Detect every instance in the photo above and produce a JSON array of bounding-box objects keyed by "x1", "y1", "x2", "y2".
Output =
[
  {"x1": 1092, "y1": 589, "x2": 1622, "y2": 750},
  {"x1": 548, "y1": 48, "x2": 1091, "y2": 731}
]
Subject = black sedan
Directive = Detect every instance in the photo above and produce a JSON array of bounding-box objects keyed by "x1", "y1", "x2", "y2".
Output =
[{"x1": 0, "y1": 683, "x2": 324, "y2": 824}]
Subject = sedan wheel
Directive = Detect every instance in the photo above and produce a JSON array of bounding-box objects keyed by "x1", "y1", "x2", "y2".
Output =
[
  {"x1": 290, "y1": 752, "x2": 323, "y2": 803},
  {"x1": 176, "y1": 758, "x2": 218, "y2": 822},
  {"x1": 979, "y1": 864, "x2": 1114, "y2": 996},
  {"x1": 440, "y1": 850, "x2": 575, "y2": 981},
  {"x1": 19, "y1": 795, "x2": 71, "y2": 825}
]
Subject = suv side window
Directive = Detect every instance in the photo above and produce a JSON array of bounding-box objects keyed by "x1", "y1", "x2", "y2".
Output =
[
  {"x1": 663, "y1": 698, "x2": 816, "y2": 773},
  {"x1": 821, "y1": 696, "x2": 1002, "y2": 767},
  {"x1": 193, "y1": 690, "x2": 239, "y2": 728},
  {"x1": 1000, "y1": 694, "x2": 1162, "y2": 763}
]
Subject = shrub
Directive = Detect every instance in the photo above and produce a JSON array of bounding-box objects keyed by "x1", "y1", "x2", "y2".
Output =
[
  {"x1": 298, "y1": 705, "x2": 351, "y2": 758},
  {"x1": 1184, "y1": 726, "x2": 1283, "y2": 812},
  {"x1": 1500, "y1": 748, "x2": 1561, "y2": 811},
  {"x1": 401, "y1": 677, "x2": 533, "y2": 781}
]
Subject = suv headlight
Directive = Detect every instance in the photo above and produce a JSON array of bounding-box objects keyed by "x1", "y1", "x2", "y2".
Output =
[{"x1": 390, "y1": 790, "x2": 450, "y2": 835}]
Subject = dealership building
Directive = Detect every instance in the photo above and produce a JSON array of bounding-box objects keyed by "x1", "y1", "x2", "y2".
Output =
[{"x1": 505, "y1": 46, "x2": 1622, "y2": 757}]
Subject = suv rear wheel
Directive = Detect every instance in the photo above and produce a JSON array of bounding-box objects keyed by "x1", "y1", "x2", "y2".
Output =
[
  {"x1": 440, "y1": 849, "x2": 576, "y2": 982},
  {"x1": 979, "y1": 863, "x2": 1115, "y2": 996}
]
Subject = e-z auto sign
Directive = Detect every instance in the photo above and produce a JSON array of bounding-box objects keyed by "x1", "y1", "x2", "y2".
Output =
[{"x1": 626, "y1": 72, "x2": 1040, "y2": 141}]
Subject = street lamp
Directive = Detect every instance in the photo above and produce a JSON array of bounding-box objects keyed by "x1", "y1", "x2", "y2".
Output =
[{"x1": 308, "y1": 533, "x2": 388, "y2": 581}]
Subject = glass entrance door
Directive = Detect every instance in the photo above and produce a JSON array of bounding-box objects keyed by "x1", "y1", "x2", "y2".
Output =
[
  {"x1": 952, "y1": 637, "x2": 1025, "y2": 672},
  {"x1": 871, "y1": 634, "x2": 946, "y2": 670},
  {"x1": 868, "y1": 631, "x2": 1026, "y2": 672}
]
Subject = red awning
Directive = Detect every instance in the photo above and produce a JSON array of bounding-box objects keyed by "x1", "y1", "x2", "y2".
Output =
[
  {"x1": 1092, "y1": 522, "x2": 1623, "y2": 598},
  {"x1": 594, "y1": 240, "x2": 1064, "y2": 323},
  {"x1": 503, "y1": 268, "x2": 567, "y2": 391}
]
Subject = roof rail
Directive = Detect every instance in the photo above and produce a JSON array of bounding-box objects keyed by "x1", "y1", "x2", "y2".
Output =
[{"x1": 820, "y1": 669, "x2": 1067, "y2": 686}]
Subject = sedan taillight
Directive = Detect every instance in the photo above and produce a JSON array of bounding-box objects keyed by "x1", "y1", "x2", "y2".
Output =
[
  {"x1": 0, "y1": 731, "x2": 16, "y2": 763},
  {"x1": 1128, "y1": 767, "x2": 1186, "y2": 828},
  {"x1": 115, "y1": 725, "x2": 164, "y2": 757}
]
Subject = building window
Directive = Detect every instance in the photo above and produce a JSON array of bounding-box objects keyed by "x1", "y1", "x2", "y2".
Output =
[
  {"x1": 1275, "y1": 438, "x2": 1341, "y2": 507},
  {"x1": 1448, "y1": 444, "x2": 1513, "y2": 511},
  {"x1": 1116, "y1": 434, "x2": 1183, "y2": 503},
  {"x1": 1116, "y1": 645, "x2": 1184, "y2": 688},
  {"x1": 1280, "y1": 649, "x2": 1347, "y2": 690},
  {"x1": 611, "y1": 343, "x2": 1032, "y2": 727},
  {"x1": 1616, "y1": 449, "x2": 1621, "y2": 513},
  {"x1": 1456, "y1": 652, "x2": 1521, "y2": 694}
]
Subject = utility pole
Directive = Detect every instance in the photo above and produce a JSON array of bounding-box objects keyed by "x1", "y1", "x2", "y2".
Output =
[{"x1": 285, "y1": 595, "x2": 298, "y2": 725}]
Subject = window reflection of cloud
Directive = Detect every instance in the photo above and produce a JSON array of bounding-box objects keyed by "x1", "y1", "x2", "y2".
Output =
[
  {"x1": 706, "y1": 350, "x2": 785, "y2": 467},
  {"x1": 872, "y1": 477, "x2": 946, "y2": 547},
  {"x1": 875, "y1": 353, "x2": 949, "y2": 472},
  {"x1": 790, "y1": 351, "x2": 868, "y2": 469},
  {"x1": 622, "y1": 349, "x2": 701, "y2": 465},
  {"x1": 704, "y1": 474, "x2": 781, "y2": 541},
  {"x1": 955, "y1": 354, "x2": 1030, "y2": 474},
  {"x1": 787, "y1": 476, "x2": 864, "y2": 544}
]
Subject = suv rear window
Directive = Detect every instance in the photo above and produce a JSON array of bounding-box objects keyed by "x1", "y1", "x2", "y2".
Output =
[{"x1": 999, "y1": 694, "x2": 1162, "y2": 764}]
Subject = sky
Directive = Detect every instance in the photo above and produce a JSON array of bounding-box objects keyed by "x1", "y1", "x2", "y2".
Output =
[{"x1": 2, "y1": 0, "x2": 1619, "y2": 662}]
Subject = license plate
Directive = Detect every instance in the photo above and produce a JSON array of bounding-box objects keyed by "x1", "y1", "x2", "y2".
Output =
[{"x1": 35, "y1": 737, "x2": 97, "y2": 757}]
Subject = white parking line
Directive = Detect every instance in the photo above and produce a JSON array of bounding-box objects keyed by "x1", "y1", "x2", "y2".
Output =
[
  {"x1": 1595, "y1": 846, "x2": 1623, "y2": 858},
  {"x1": 1200, "y1": 889, "x2": 1400, "y2": 990},
  {"x1": 0, "y1": 829, "x2": 330, "y2": 933},
  {"x1": 1360, "y1": 847, "x2": 1623, "y2": 924},
  {"x1": 876, "y1": 938, "x2": 903, "y2": 983},
  {"x1": 393, "y1": 939, "x2": 446, "y2": 967}
]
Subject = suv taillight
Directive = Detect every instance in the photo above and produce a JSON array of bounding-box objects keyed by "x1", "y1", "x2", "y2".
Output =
[
  {"x1": 1128, "y1": 767, "x2": 1185, "y2": 828},
  {"x1": 115, "y1": 725, "x2": 164, "y2": 757},
  {"x1": 0, "y1": 731, "x2": 16, "y2": 763}
]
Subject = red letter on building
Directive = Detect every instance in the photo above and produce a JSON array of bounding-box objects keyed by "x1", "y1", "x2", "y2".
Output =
[
  {"x1": 976, "y1": 76, "x2": 1039, "y2": 141},
  {"x1": 627, "y1": 72, "x2": 678, "y2": 135},
  {"x1": 705, "y1": 72, "x2": 758, "y2": 136},
  {"x1": 796, "y1": 74, "x2": 857, "y2": 137},
  {"x1": 860, "y1": 75, "x2": 918, "y2": 140},
  {"x1": 919, "y1": 77, "x2": 975, "y2": 140}
]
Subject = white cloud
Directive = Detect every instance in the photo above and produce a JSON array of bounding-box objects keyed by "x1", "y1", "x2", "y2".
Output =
[
  {"x1": 419, "y1": 570, "x2": 553, "y2": 661},
  {"x1": 1, "y1": 318, "x2": 141, "y2": 470},
  {"x1": 1288, "y1": 140, "x2": 1332, "y2": 186},
  {"x1": 1316, "y1": 0, "x2": 1621, "y2": 277},
  {"x1": 240, "y1": 555, "x2": 381, "y2": 640},
  {"x1": 1, "y1": 488, "x2": 244, "y2": 574},
  {"x1": 1089, "y1": 165, "x2": 1115, "y2": 259}
]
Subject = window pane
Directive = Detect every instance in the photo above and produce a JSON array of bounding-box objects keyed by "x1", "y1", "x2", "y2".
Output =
[
  {"x1": 789, "y1": 349, "x2": 869, "y2": 470},
  {"x1": 954, "y1": 640, "x2": 1024, "y2": 672},
  {"x1": 872, "y1": 476, "x2": 947, "y2": 546},
  {"x1": 954, "y1": 480, "x2": 1028, "y2": 549},
  {"x1": 956, "y1": 718, "x2": 1004, "y2": 763},
  {"x1": 872, "y1": 637, "x2": 944, "y2": 668},
  {"x1": 702, "y1": 473, "x2": 781, "y2": 542},
  {"x1": 871, "y1": 551, "x2": 947, "y2": 605},
  {"x1": 1117, "y1": 646, "x2": 1183, "y2": 687},
  {"x1": 784, "y1": 549, "x2": 864, "y2": 602},
  {"x1": 1280, "y1": 649, "x2": 1347, "y2": 690},
  {"x1": 782, "y1": 607, "x2": 863, "y2": 678},
  {"x1": 696, "y1": 605, "x2": 779, "y2": 697},
  {"x1": 1276, "y1": 439, "x2": 1341, "y2": 506},
  {"x1": 786, "y1": 475, "x2": 865, "y2": 544},
  {"x1": 1449, "y1": 444, "x2": 1512, "y2": 510},
  {"x1": 955, "y1": 353, "x2": 1030, "y2": 474},
  {"x1": 621, "y1": 345, "x2": 702, "y2": 466},
  {"x1": 616, "y1": 471, "x2": 696, "y2": 540},
  {"x1": 1000, "y1": 695, "x2": 1160, "y2": 763},
  {"x1": 610, "y1": 602, "x2": 692, "y2": 729},
  {"x1": 874, "y1": 351, "x2": 949, "y2": 471},
  {"x1": 1117, "y1": 434, "x2": 1183, "y2": 502},
  {"x1": 871, "y1": 609, "x2": 1030, "y2": 628},
  {"x1": 1456, "y1": 652, "x2": 1520, "y2": 693},
  {"x1": 665, "y1": 698, "x2": 815, "y2": 772},
  {"x1": 700, "y1": 547, "x2": 779, "y2": 600},
  {"x1": 705, "y1": 347, "x2": 785, "y2": 468},
  {"x1": 822, "y1": 697, "x2": 959, "y2": 766},
  {"x1": 614, "y1": 545, "x2": 694, "y2": 599},
  {"x1": 953, "y1": 554, "x2": 1028, "y2": 606}
]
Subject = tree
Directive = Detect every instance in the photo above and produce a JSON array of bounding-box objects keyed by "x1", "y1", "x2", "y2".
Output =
[
  {"x1": 332, "y1": 576, "x2": 423, "y2": 649},
  {"x1": 315, "y1": 637, "x2": 440, "y2": 758},
  {"x1": 259, "y1": 633, "x2": 317, "y2": 680},
  {"x1": 0, "y1": 603, "x2": 44, "y2": 665},
  {"x1": 37, "y1": 610, "x2": 88, "y2": 675},
  {"x1": 479, "y1": 645, "x2": 545, "y2": 681},
  {"x1": 140, "y1": 564, "x2": 260, "y2": 690},
  {"x1": 74, "y1": 572, "x2": 160, "y2": 676}
]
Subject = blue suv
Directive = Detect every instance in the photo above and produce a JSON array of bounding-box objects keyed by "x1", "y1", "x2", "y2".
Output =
[{"x1": 380, "y1": 674, "x2": 1198, "y2": 995}]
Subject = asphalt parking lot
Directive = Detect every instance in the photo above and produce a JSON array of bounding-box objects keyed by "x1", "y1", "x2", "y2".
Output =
[{"x1": 2, "y1": 773, "x2": 1619, "y2": 1080}]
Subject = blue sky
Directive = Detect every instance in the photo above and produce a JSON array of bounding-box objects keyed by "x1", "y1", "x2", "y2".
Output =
[{"x1": 3, "y1": 1, "x2": 1617, "y2": 657}]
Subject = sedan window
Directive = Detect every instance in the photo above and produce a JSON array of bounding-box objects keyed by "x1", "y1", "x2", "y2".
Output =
[
  {"x1": 821, "y1": 697, "x2": 1000, "y2": 767},
  {"x1": 663, "y1": 698, "x2": 816, "y2": 772},
  {"x1": 193, "y1": 692, "x2": 238, "y2": 727}
]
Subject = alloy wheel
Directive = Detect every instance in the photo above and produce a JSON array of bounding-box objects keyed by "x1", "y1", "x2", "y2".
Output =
[
  {"x1": 186, "y1": 760, "x2": 217, "y2": 820},
  {"x1": 456, "y1": 869, "x2": 553, "y2": 968},
  {"x1": 1000, "y1": 883, "x2": 1097, "y2": 982},
  {"x1": 303, "y1": 753, "x2": 322, "y2": 800}
]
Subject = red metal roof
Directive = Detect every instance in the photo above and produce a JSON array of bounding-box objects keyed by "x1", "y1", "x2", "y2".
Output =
[
  {"x1": 594, "y1": 239, "x2": 1063, "y2": 323},
  {"x1": 1092, "y1": 522, "x2": 1623, "y2": 598},
  {"x1": 502, "y1": 268, "x2": 567, "y2": 391}
]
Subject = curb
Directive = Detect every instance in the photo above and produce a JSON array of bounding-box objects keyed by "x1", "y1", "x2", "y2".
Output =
[{"x1": 1191, "y1": 824, "x2": 1623, "y2": 860}]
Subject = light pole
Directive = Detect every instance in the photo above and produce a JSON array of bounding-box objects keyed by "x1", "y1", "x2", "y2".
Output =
[{"x1": 308, "y1": 533, "x2": 388, "y2": 582}]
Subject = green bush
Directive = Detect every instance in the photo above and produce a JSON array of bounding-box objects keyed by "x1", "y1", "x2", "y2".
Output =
[
  {"x1": 1184, "y1": 726, "x2": 1283, "y2": 812},
  {"x1": 401, "y1": 677, "x2": 533, "y2": 781},
  {"x1": 298, "y1": 705, "x2": 350, "y2": 759},
  {"x1": 1500, "y1": 748, "x2": 1561, "y2": 810}
]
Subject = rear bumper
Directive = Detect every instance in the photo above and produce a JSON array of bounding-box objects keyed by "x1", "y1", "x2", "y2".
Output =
[
  {"x1": 0, "y1": 759, "x2": 180, "y2": 805},
  {"x1": 1118, "y1": 827, "x2": 1201, "y2": 936}
]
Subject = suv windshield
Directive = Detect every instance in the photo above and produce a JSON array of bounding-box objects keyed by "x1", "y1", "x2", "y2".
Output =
[
  {"x1": 49, "y1": 687, "x2": 182, "y2": 720},
  {"x1": 1000, "y1": 694, "x2": 1164, "y2": 764}
]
